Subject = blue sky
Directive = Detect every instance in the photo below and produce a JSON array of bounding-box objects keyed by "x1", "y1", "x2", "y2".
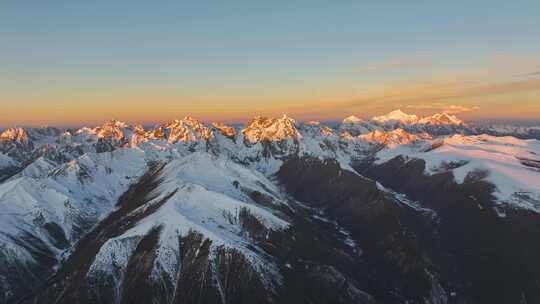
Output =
[{"x1": 1, "y1": 1, "x2": 539, "y2": 126}]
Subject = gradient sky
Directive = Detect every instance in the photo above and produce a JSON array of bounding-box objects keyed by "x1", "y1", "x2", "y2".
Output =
[{"x1": 1, "y1": 0, "x2": 540, "y2": 127}]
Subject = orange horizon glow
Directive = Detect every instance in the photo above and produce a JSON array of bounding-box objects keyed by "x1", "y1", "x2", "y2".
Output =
[
  {"x1": 2, "y1": 76, "x2": 539, "y2": 128},
  {"x1": 2, "y1": 53, "x2": 540, "y2": 127}
]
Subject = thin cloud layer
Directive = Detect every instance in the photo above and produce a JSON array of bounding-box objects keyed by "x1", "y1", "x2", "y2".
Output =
[
  {"x1": 290, "y1": 77, "x2": 540, "y2": 121},
  {"x1": 516, "y1": 71, "x2": 540, "y2": 77},
  {"x1": 401, "y1": 103, "x2": 481, "y2": 114},
  {"x1": 343, "y1": 79, "x2": 540, "y2": 107}
]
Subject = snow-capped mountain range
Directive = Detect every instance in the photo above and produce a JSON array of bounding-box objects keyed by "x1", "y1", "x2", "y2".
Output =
[{"x1": 1, "y1": 110, "x2": 540, "y2": 304}]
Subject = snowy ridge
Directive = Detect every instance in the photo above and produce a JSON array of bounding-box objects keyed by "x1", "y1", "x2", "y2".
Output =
[
  {"x1": 342, "y1": 115, "x2": 364, "y2": 124},
  {"x1": 149, "y1": 116, "x2": 213, "y2": 143},
  {"x1": 89, "y1": 152, "x2": 289, "y2": 288},
  {"x1": 242, "y1": 115, "x2": 302, "y2": 143},
  {"x1": 339, "y1": 116, "x2": 373, "y2": 136},
  {"x1": 0, "y1": 148, "x2": 147, "y2": 265},
  {"x1": 372, "y1": 109, "x2": 420, "y2": 125},
  {"x1": 0, "y1": 127, "x2": 30, "y2": 143},
  {"x1": 337, "y1": 110, "x2": 467, "y2": 137},
  {"x1": 2, "y1": 112, "x2": 540, "y2": 214},
  {"x1": 74, "y1": 120, "x2": 132, "y2": 147},
  {"x1": 358, "y1": 128, "x2": 425, "y2": 148},
  {"x1": 371, "y1": 110, "x2": 463, "y2": 127},
  {"x1": 212, "y1": 122, "x2": 237, "y2": 138},
  {"x1": 419, "y1": 113, "x2": 464, "y2": 126},
  {"x1": 376, "y1": 134, "x2": 540, "y2": 210}
]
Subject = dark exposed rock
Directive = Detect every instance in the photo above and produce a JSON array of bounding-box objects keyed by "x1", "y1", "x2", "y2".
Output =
[
  {"x1": 518, "y1": 157, "x2": 540, "y2": 170},
  {"x1": 355, "y1": 155, "x2": 540, "y2": 304},
  {"x1": 0, "y1": 231, "x2": 56, "y2": 304},
  {"x1": 305, "y1": 265, "x2": 375, "y2": 304},
  {"x1": 239, "y1": 207, "x2": 269, "y2": 240},
  {"x1": 173, "y1": 231, "x2": 222, "y2": 304},
  {"x1": 276, "y1": 156, "x2": 448, "y2": 303},
  {"x1": 0, "y1": 165, "x2": 19, "y2": 182},
  {"x1": 257, "y1": 203, "x2": 376, "y2": 304},
  {"x1": 278, "y1": 157, "x2": 456, "y2": 303},
  {"x1": 172, "y1": 231, "x2": 273, "y2": 304},
  {"x1": 213, "y1": 246, "x2": 273, "y2": 304},
  {"x1": 42, "y1": 222, "x2": 69, "y2": 250},
  {"x1": 95, "y1": 138, "x2": 116, "y2": 153},
  {"x1": 120, "y1": 226, "x2": 164, "y2": 304}
]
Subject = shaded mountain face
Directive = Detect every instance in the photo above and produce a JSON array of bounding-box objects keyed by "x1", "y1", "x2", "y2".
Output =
[
  {"x1": 354, "y1": 155, "x2": 540, "y2": 304},
  {"x1": 1, "y1": 112, "x2": 540, "y2": 304}
]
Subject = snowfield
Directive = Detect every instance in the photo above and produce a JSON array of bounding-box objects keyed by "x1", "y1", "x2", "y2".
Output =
[
  {"x1": 88, "y1": 152, "x2": 289, "y2": 287},
  {"x1": 376, "y1": 134, "x2": 540, "y2": 210},
  {"x1": 0, "y1": 148, "x2": 148, "y2": 264}
]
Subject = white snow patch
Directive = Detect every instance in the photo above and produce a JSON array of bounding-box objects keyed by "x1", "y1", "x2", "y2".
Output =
[{"x1": 375, "y1": 134, "x2": 540, "y2": 211}]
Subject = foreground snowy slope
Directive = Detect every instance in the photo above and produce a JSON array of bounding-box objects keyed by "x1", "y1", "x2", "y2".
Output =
[{"x1": 83, "y1": 153, "x2": 290, "y2": 304}]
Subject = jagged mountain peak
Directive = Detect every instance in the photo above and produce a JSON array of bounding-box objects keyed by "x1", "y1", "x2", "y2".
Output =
[
  {"x1": 169, "y1": 115, "x2": 202, "y2": 125},
  {"x1": 242, "y1": 114, "x2": 301, "y2": 143},
  {"x1": 0, "y1": 127, "x2": 29, "y2": 143},
  {"x1": 371, "y1": 109, "x2": 465, "y2": 127},
  {"x1": 419, "y1": 112, "x2": 464, "y2": 125},
  {"x1": 133, "y1": 124, "x2": 145, "y2": 133},
  {"x1": 372, "y1": 109, "x2": 420, "y2": 125},
  {"x1": 153, "y1": 116, "x2": 213, "y2": 143},
  {"x1": 359, "y1": 128, "x2": 422, "y2": 147},
  {"x1": 101, "y1": 119, "x2": 130, "y2": 128},
  {"x1": 212, "y1": 122, "x2": 236, "y2": 138},
  {"x1": 388, "y1": 109, "x2": 407, "y2": 115},
  {"x1": 163, "y1": 116, "x2": 208, "y2": 128},
  {"x1": 339, "y1": 115, "x2": 373, "y2": 136},
  {"x1": 300, "y1": 121, "x2": 335, "y2": 137},
  {"x1": 342, "y1": 115, "x2": 365, "y2": 124},
  {"x1": 86, "y1": 119, "x2": 133, "y2": 142}
]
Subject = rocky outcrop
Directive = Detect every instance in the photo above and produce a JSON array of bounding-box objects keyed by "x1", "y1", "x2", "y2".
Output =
[{"x1": 242, "y1": 115, "x2": 301, "y2": 144}]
